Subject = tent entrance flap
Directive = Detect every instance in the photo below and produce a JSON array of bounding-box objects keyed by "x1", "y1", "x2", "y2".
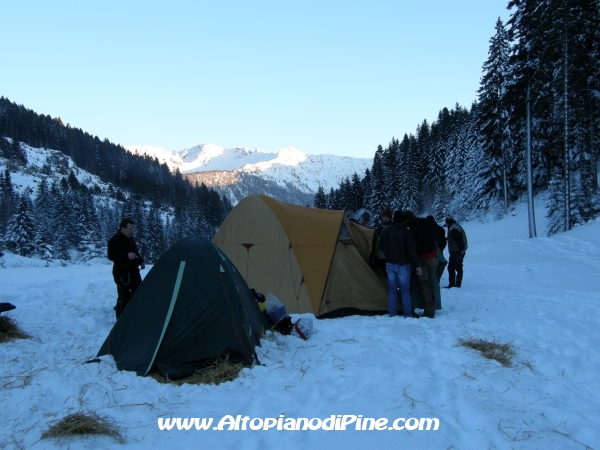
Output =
[{"x1": 144, "y1": 261, "x2": 186, "y2": 376}]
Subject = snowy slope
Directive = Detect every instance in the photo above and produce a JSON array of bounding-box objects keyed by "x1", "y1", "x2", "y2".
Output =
[
  {"x1": 1, "y1": 198, "x2": 599, "y2": 449},
  {"x1": 4, "y1": 143, "x2": 111, "y2": 195}
]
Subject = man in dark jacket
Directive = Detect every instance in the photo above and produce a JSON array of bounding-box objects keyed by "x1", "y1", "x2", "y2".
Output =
[
  {"x1": 427, "y1": 215, "x2": 446, "y2": 253},
  {"x1": 403, "y1": 211, "x2": 438, "y2": 318},
  {"x1": 445, "y1": 215, "x2": 467, "y2": 288},
  {"x1": 369, "y1": 208, "x2": 392, "y2": 277},
  {"x1": 379, "y1": 210, "x2": 420, "y2": 318},
  {"x1": 107, "y1": 218, "x2": 146, "y2": 319}
]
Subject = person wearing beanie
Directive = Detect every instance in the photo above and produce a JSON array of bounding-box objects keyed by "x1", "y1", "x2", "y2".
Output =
[
  {"x1": 369, "y1": 207, "x2": 393, "y2": 277},
  {"x1": 444, "y1": 215, "x2": 468, "y2": 288},
  {"x1": 379, "y1": 210, "x2": 420, "y2": 318},
  {"x1": 403, "y1": 210, "x2": 440, "y2": 318}
]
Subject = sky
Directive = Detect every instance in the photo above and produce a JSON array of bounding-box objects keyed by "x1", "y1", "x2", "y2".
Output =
[
  {"x1": 2, "y1": 195, "x2": 599, "y2": 448},
  {"x1": 0, "y1": 1, "x2": 512, "y2": 158}
]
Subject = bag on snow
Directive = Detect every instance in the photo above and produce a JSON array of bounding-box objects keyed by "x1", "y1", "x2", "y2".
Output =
[
  {"x1": 290, "y1": 317, "x2": 313, "y2": 340},
  {"x1": 265, "y1": 293, "x2": 288, "y2": 324}
]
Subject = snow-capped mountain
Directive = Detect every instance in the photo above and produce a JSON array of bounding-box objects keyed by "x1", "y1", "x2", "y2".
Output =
[{"x1": 125, "y1": 144, "x2": 372, "y2": 205}]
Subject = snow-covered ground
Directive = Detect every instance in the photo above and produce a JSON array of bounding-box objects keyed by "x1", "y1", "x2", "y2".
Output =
[{"x1": 1, "y1": 199, "x2": 599, "y2": 449}]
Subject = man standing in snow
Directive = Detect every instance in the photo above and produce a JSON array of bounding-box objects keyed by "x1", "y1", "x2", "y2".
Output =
[
  {"x1": 403, "y1": 210, "x2": 438, "y2": 318},
  {"x1": 369, "y1": 208, "x2": 392, "y2": 276},
  {"x1": 379, "y1": 210, "x2": 420, "y2": 318},
  {"x1": 444, "y1": 215, "x2": 467, "y2": 288},
  {"x1": 107, "y1": 218, "x2": 145, "y2": 320}
]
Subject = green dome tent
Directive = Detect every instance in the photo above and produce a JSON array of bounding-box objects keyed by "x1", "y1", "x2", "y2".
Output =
[{"x1": 97, "y1": 235, "x2": 266, "y2": 379}]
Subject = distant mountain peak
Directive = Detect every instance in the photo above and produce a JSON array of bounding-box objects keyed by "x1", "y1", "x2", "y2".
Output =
[{"x1": 125, "y1": 143, "x2": 372, "y2": 205}]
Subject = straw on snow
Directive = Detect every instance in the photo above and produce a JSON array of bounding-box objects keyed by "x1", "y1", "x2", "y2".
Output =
[
  {"x1": 41, "y1": 410, "x2": 125, "y2": 444},
  {"x1": 0, "y1": 316, "x2": 30, "y2": 344}
]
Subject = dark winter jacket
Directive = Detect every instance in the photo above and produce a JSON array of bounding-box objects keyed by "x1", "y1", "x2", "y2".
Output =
[
  {"x1": 379, "y1": 222, "x2": 418, "y2": 267},
  {"x1": 428, "y1": 216, "x2": 446, "y2": 251},
  {"x1": 107, "y1": 232, "x2": 144, "y2": 277},
  {"x1": 370, "y1": 223, "x2": 391, "y2": 262},
  {"x1": 447, "y1": 223, "x2": 467, "y2": 253},
  {"x1": 407, "y1": 217, "x2": 439, "y2": 258}
]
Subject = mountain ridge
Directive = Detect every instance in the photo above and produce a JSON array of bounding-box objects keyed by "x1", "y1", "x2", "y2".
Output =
[{"x1": 125, "y1": 143, "x2": 372, "y2": 205}]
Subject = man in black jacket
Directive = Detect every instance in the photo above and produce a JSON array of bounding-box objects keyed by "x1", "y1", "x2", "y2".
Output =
[
  {"x1": 445, "y1": 215, "x2": 468, "y2": 288},
  {"x1": 427, "y1": 215, "x2": 446, "y2": 253},
  {"x1": 369, "y1": 208, "x2": 392, "y2": 277},
  {"x1": 107, "y1": 218, "x2": 146, "y2": 319},
  {"x1": 379, "y1": 211, "x2": 420, "y2": 318},
  {"x1": 403, "y1": 211, "x2": 438, "y2": 318}
]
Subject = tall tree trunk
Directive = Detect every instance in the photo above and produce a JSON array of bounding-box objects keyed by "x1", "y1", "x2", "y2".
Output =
[
  {"x1": 592, "y1": 105, "x2": 598, "y2": 190},
  {"x1": 564, "y1": 26, "x2": 571, "y2": 231},
  {"x1": 526, "y1": 78, "x2": 537, "y2": 238},
  {"x1": 501, "y1": 138, "x2": 508, "y2": 211}
]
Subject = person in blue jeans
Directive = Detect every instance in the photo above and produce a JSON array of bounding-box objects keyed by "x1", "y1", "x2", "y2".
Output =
[{"x1": 379, "y1": 210, "x2": 420, "y2": 317}]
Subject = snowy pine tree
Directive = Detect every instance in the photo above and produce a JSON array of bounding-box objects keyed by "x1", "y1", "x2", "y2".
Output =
[
  {"x1": 546, "y1": 166, "x2": 566, "y2": 235},
  {"x1": 3, "y1": 194, "x2": 36, "y2": 257},
  {"x1": 33, "y1": 177, "x2": 54, "y2": 260},
  {"x1": 314, "y1": 185, "x2": 327, "y2": 209},
  {"x1": 477, "y1": 17, "x2": 512, "y2": 213},
  {"x1": 145, "y1": 205, "x2": 166, "y2": 263}
]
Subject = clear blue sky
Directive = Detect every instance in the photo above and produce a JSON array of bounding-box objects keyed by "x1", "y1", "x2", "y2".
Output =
[{"x1": 1, "y1": 1, "x2": 511, "y2": 158}]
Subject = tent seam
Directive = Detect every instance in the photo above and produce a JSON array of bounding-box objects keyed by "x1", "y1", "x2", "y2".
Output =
[{"x1": 143, "y1": 261, "x2": 186, "y2": 376}]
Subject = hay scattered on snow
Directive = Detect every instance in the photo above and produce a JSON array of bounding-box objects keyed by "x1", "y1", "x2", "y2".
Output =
[
  {"x1": 458, "y1": 334, "x2": 517, "y2": 368},
  {"x1": 41, "y1": 411, "x2": 125, "y2": 444},
  {"x1": 150, "y1": 354, "x2": 245, "y2": 386},
  {"x1": 0, "y1": 316, "x2": 30, "y2": 343}
]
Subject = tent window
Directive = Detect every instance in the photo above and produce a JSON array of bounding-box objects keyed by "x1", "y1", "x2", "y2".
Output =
[{"x1": 337, "y1": 223, "x2": 353, "y2": 244}]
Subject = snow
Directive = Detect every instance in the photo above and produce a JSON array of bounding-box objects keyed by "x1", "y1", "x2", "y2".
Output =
[{"x1": 1, "y1": 199, "x2": 600, "y2": 449}]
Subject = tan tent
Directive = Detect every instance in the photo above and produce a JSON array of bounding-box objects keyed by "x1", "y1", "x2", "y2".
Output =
[{"x1": 213, "y1": 194, "x2": 388, "y2": 318}]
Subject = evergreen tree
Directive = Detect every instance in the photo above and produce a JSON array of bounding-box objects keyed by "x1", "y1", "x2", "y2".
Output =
[
  {"x1": 505, "y1": 0, "x2": 543, "y2": 237},
  {"x1": 0, "y1": 169, "x2": 18, "y2": 234},
  {"x1": 361, "y1": 168, "x2": 373, "y2": 214},
  {"x1": 369, "y1": 145, "x2": 387, "y2": 214},
  {"x1": 50, "y1": 181, "x2": 71, "y2": 261},
  {"x1": 444, "y1": 107, "x2": 472, "y2": 218},
  {"x1": 314, "y1": 185, "x2": 327, "y2": 209},
  {"x1": 339, "y1": 177, "x2": 353, "y2": 211},
  {"x1": 3, "y1": 194, "x2": 36, "y2": 256},
  {"x1": 549, "y1": 0, "x2": 600, "y2": 226},
  {"x1": 33, "y1": 177, "x2": 54, "y2": 260},
  {"x1": 350, "y1": 172, "x2": 364, "y2": 211},
  {"x1": 401, "y1": 134, "x2": 421, "y2": 213},
  {"x1": 10, "y1": 137, "x2": 28, "y2": 164},
  {"x1": 477, "y1": 17, "x2": 512, "y2": 212},
  {"x1": 78, "y1": 188, "x2": 103, "y2": 261},
  {"x1": 382, "y1": 138, "x2": 401, "y2": 210},
  {"x1": 414, "y1": 122, "x2": 431, "y2": 211},
  {"x1": 164, "y1": 214, "x2": 175, "y2": 249},
  {"x1": 145, "y1": 205, "x2": 166, "y2": 263},
  {"x1": 0, "y1": 136, "x2": 10, "y2": 159},
  {"x1": 429, "y1": 109, "x2": 453, "y2": 220}
]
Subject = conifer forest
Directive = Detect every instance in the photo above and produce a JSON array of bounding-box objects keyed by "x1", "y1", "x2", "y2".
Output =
[{"x1": 315, "y1": 0, "x2": 600, "y2": 238}]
